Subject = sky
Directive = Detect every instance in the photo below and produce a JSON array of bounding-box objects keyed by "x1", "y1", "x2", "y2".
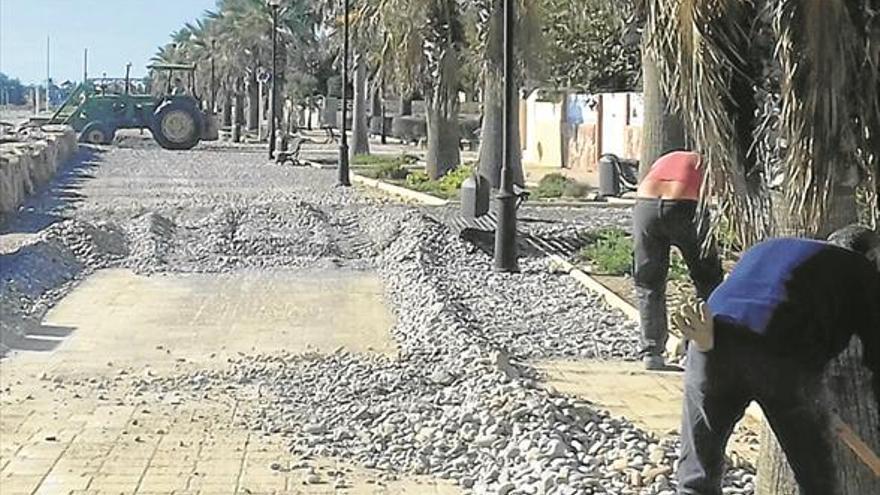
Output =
[{"x1": 1, "y1": 0, "x2": 217, "y2": 84}]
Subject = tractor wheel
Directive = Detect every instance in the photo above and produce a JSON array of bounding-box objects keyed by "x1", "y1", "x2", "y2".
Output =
[
  {"x1": 79, "y1": 122, "x2": 116, "y2": 145},
  {"x1": 151, "y1": 100, "x2": 202, "y2": 150}
]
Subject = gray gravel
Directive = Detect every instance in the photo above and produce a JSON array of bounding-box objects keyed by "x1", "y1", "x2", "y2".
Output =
[{"x1": 0, "y1": 143, "x2": 754, "y2": 494}]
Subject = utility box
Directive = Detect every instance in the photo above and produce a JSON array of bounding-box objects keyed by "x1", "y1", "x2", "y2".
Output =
[
  {"x1": 461, "y1": 173, "x2": 490, "y2": 218},
  {"x1": 598, "y1": 154, "x2": 621, "y2": 198}
]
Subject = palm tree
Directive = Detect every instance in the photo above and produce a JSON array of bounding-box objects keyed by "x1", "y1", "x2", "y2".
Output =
[
  {"x1": 469, "y1": 0, "x2": 542, "y2": 188},
  {"x1": 366, "y1": 0, "x2": 466, "y2": 178},
  {"x1": 155, "y1": 0, "x2": 321, "y2": 137},
  {"x1": 643, "y1": 1, "x2": 879, "y2": 492}
]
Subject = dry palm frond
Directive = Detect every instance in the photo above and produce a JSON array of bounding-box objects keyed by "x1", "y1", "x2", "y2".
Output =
[
  {"x1": 645, "y1": 0, "x2": 880, "y2": 243},
  {"x1": 775, "y1": 0, "x2": 865, "y2": 235}
]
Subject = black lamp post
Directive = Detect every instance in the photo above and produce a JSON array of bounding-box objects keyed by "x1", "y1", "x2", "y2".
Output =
[
  {"x1": 210, "y1": 39, "x2": 217, "y2": 114},
  {"x1": 268, "y1": 0, "x2": 281, "y2": 161},
  {"x1": 493, "y1": 0, "x2": 519, "y2": 272},
  {"x1": 337, "y1": 0, "x2": 351, "y2": 186}
]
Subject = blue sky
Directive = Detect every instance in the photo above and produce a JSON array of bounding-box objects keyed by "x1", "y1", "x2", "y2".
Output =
[{"x1": 1, "y1": 0, "x2": 217, "y2": 84}]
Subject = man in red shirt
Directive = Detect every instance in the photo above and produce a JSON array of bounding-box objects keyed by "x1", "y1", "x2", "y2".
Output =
[{"x1": 634, "y1": 150, "x2": 723, "y2": 370}]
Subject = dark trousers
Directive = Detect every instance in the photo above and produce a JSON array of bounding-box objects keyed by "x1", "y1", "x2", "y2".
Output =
[
  {"x1": 633, "y1": 199, "x2": 723, "y2": 356},
  {"x1": 678, "y1": 325, "x2": 836, "y2": 495}
]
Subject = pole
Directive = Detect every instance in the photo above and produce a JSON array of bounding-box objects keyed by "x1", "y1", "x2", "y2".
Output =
[
  {"x1": 45, "y1": 35, "x2": 50, "y2": 110},
  {"x1": 493, "y1": 0, "x2": 519, "y2": 272},
  {"x1": 258, "y1": 80, "x2": 265, "y2": 141},
  {"x1": 83, "y1": 49, "x2": 88, "y2": 83},
  {"x1": 337, "y1": 0, "x2": 351, "y2": 186},
  {"x1": 211, "y1": 40, "x2": 217, "y2": 113},
  {"x1": 269, "y1": 5, "x2": 278, "y2": 161}
]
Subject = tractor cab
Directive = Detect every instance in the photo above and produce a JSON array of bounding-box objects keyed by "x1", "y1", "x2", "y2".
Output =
[{"x1": 39, "y1": 63, "x2": 217, "y2": 149}]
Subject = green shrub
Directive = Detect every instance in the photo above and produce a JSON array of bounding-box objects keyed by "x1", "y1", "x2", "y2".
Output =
[
  {"x1": 436, "y1": 164, "x2": 474, "y2": 196},
  {"x1": 534, "y1": 173, "x2": 570, "y2": 198},
  {"x1": 351, "y1": 154, "x2": 392, "y2": 167},
  {"x1": 405, "y1": 170, "x2": 430, "y2": 188},
  {"x1": 579, "y1": 228, "x2": 633, "y2": 275},
  {"x1": 403, "y1": 165, "x2": 473, "y2": 199}
]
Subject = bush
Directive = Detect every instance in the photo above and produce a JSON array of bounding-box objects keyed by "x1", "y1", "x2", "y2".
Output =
[
  {"x1": 579, "y1": 228, "x2": 633, "y2": 275},
  {"x1": 403, "y1": 164, "x2": 474, "y2": 199},
  {"x1": 578, "y1": 227, "x2": 692, "y2": 281},
  {"x1": 375, "y1": 161, "x2": 409, "y2": 180},
  {"x1": 534, "y1": 173, "x2": 570, "y2": 198}
]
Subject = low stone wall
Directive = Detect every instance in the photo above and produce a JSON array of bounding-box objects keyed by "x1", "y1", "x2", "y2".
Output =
[{"x1": 0, "y1": 125, "x2": 77, "y2": 214}]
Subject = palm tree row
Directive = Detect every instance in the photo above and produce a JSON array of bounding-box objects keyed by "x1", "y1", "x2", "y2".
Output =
[
  {"x1": 157, "y1": 0, "x2": 638, "y2": 180},
  {"x1": 152, "y1": 0, "x2": 321, "y2": 132}
]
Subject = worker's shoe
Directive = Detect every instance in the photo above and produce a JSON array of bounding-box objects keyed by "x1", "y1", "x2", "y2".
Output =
[
  {"x1": 643, "y1": 354, "x2": 666, "y2": 371},
  {"x1": 673, "y1": 300, "x2": 715, "y2": 352}
]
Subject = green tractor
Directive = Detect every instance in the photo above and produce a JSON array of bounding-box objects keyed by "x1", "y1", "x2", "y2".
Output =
[{"x1": 42, "y1": 63, "x2": 218, "y2": 150}]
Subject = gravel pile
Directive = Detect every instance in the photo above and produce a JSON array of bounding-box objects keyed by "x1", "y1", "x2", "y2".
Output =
[
  {"x1": 133, "y1": 214, "x2": 753, "y2": 494},
  {"x1": 1, "y1": 146, "x2": 755, "y2": 493}
]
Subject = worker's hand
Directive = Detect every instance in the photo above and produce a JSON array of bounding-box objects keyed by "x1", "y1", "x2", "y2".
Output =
[{"x1": 672, "y1": 299, "x2": 714, "y2": 352}]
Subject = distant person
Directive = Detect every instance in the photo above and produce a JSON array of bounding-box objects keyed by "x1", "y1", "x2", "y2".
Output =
[
  {"x1": 673, "y1": 225, "x2": 880, "y2": 495},
  {"x1": 634, "y1": 150, "x2": 723, "y2": 370},
  {"x1": 171, "y1": 78, "x2": 186, "y2": 96}
]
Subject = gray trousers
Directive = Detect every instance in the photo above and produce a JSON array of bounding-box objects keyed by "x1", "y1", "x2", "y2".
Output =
[
  {"x1": 678, "y1": 324, "x2": 836, "y2": 495},
  {"x1": 632, "y1": 199, "x2": 723, "y2": 356}
]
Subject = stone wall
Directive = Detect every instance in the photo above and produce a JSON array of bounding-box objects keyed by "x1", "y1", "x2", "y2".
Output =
[{"x1": 0, "y1": 125, "x2": 77, "y2": 214}]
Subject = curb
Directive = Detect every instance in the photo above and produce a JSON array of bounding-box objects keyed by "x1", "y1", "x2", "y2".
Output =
[
  {"x1": 349, "y1": 173, "x2": 449, "y2": 206},
  {"x1": 546, "y1": 254, "x2": 682, "y2": 359}
]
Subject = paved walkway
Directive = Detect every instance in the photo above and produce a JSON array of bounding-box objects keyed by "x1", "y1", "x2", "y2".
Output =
[
  {"x1": 535, "y1": 360, "x2": 762, "y2": 464},
  {"x1": 1, "y1": 268, "x2": 458, "y2": 494}
]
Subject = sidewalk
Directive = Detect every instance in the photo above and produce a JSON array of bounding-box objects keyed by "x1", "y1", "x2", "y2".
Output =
[{"x1": 0, "y1": 268, "x2": 458, "y2": 494}]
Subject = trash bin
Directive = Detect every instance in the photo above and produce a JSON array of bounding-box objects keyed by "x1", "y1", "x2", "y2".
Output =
[
  {"x1": 598, "y1": 154, "x2": 621, "y2": 197},
  {"x1": 461, "y1": 173, "x2": 490, "y2": 218}
]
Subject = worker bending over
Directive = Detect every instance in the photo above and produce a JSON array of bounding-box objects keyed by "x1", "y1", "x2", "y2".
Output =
[
  {"x1": 634, "y1": 151, "x2": 724, "y2": 369},
  {"x1": 674, "y1": 225, "x2": 880, "y2": 495}
]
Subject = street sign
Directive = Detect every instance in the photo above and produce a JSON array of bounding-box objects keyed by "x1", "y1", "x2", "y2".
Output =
[{"x1": 257, "y1": 68, "x2": 272, "y2": 84}]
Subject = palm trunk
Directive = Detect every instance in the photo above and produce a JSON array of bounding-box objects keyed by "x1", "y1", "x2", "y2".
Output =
[
  {"x1": 247, "y1": 78, "x2": 259, "y2": 132},
  {"x1": 425, "y1": 95, "x2": 461, "y2": 180},
  {"x1": 399, "y1": 94, "x2": 412, "y2": 116},
  {"x1": 477, "y1": 65, "x2": 524, "y2": 188},
  {"x1": 477, "y1": 0, "x2": 523, "y2": 188},
  {"x1": 757, "y1": 185, "x2": 880, "y2": 495},
  {"x1": 639, "y1": 40, "x2": 685, "y2": 178},
  {"x1": 350, "y1": 52, "x2": 370, "y2": 157},
  {"x1": 222, "y1": 85, "x2": 233, "y2": 128}
]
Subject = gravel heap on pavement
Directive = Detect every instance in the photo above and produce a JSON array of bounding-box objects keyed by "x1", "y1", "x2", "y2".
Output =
[{"x1": 1, "y1": 147, "x2": 754, "y2": 494}]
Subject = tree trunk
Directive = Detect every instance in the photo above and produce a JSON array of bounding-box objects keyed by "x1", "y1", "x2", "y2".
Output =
[
  {"x1": 222, "y1": 86, "x2": 233, "y2": 128},
  {"x1": 425, "y1": 100, "x2": 461, "y2": 180},
  {"x1": 478, "y1": 66, "x2": 524, "y2": 188},
  {"x1": 247, "y1": 78, "x2": 259, "y2": 132},
  {"x1": 757, "y1": 185, "x2": 880, "y2": 495},
  {"x1": 639, "y1": 38, "x2": 685, "y2": 179},
  {"x1": 350, "y1": 52, "x2": 370, "y2": 157},
  {"x1": 399, "y1": 94, "x2": 412, "y2": 116},
  {"x1": 371, "y1": 84, "x2": 382, "y2": 119}
]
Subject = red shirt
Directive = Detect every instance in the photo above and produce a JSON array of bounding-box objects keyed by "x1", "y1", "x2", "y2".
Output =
[{"x1": 643, "y1": 151, "x2": 703, "y2": 198}]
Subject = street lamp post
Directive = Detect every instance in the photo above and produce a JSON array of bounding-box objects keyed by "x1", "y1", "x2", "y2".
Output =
[
  {"x1": 493, "y1": 0, "x2": 519, "y2": 272},
  {"x1": 268, "y1": 0, "x2": 282, "y2": 161},
  {"x1": 210, "y1": 39, "x2": 217, "y2": 114},
  {"x1": 337, "y1": 0, "x2": 351, "y2": 186}
]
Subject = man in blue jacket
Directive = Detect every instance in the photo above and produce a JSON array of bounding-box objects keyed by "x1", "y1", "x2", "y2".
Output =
[{"x1": 674, "y1": 225, "x2": 880, "y2": 495}]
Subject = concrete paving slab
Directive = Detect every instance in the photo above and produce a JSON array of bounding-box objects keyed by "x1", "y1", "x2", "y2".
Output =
[
  {"x1": 7, "y1": 268, "x2": 397, "y2": 377},
  {"x1": 535, "y1": 359, "x2": 762, "y2": 463},
  {"x1": 0, "y1": 267, "x2": 460, "y2": 494}
]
